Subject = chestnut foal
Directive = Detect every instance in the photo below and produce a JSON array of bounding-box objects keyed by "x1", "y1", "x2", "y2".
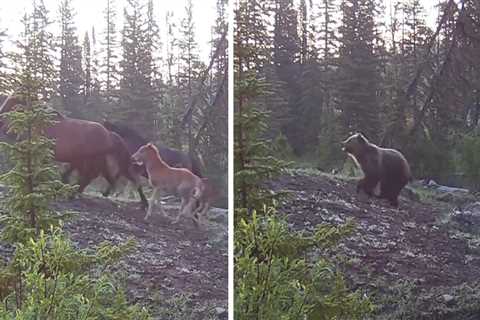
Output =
[{"x1": 132, "y1": 143, "x2": 207, "y2": 227}]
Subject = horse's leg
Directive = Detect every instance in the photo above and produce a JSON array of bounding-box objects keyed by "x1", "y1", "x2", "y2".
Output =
[
  {"x1": 196, "y1": 200, "x2": 210, "y2": 228},
  {"x1": 100, "y1": 154, "x2": 120, "y2": 197},
  {"x1": 62, "y1": 165, "x2": 74, "y2": 184},
  {"x1": 102, "y1": 168, "x2": 117, "y2": 197},
  {"x1": 75, "y1": 157, "x2": 103, "y2": 196},
  {"x1": 77, "y1": 173, "x2": 94, "y2": 194},
  {"x1": 124, "y1": 166, "x2": 148, "y2": 210},
  {"x1": 137, "y1": 186, "x2": 148, "y2": 210},
  {"x1": 173, "y1": 196, "x2": 193, "y2": 225},
  {"x1": 145, "y1": 188, "x2": 162, "y2": 220}
]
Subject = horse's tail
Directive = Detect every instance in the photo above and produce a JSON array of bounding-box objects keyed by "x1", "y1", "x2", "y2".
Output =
[{"x1": 192, "y1": 178, "x2": 207, "y2": 200}]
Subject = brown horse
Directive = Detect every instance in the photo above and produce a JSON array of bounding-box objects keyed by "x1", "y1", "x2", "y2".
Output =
[
  {"x1": 0, "y1": 95, "x2": 148, "y2": 209},
  {"x1": 132, "y1": 143, "x2": 208, "y2": 227}
]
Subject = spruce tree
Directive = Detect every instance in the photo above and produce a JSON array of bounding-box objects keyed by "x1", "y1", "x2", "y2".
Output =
[
  {"x1": 0, "y1": 28, "x2": 7, "y2": 93},
  {"x1": 101, "y1": 0, "x2": 119, "y2": 103},
  {"x1": 12, "y1": 0, "x2": 56, "y2": 101},
  {"x1": 90, "y1": 26, "x2": 101, "y2": 96},
  {"x1": 337, "y1": 0, "x2": 382, "y2": 140},
  {"x1": 82, "y1": 31, "x2": 92, "y2": 102},
  {"x1": 119, "y1": 0, "x2": 157, "y2": 138},
  {"x1": 178, "y1": 0, "x2": 203, "y2": 152},
  {"x1": 200, "y1": 0, "x2": 228, "y2": 177},
  {"x1": 234, "y1": 0, "x2": 283, "y2": 212},
  {"x1": 58, "y1": 0, "x2": 84, "y2": 115}
]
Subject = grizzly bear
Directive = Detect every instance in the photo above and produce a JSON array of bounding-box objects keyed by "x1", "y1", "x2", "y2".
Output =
[{"x1": 341, "y1": 133, "x2": 411, "y2": 207}]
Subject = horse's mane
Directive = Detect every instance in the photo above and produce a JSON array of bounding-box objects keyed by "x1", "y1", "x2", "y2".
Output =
[
  {"x1": 103, "y1": 121, "x2": 148, "y2": 146},
  {"x1": 146, "y1": 143, "x2": 170, "y2": 167}
]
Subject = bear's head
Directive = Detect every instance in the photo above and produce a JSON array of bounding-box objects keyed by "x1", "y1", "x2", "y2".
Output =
[{"x1": 341, "y1": 132, "x2": 369, "y2": 156}]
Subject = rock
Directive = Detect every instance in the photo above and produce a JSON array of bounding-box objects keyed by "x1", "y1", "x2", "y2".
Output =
[
  {"x1": 428, "y1": 179, "x2": 440, "y2": 188},
  {"x1": 441, "y1": 294, "x2": 455, "y2": 305},
  {"x1": 436, "y1": 192, "x2": 454, "y2": 203},
  {"x1": 437, "y1": 186, "x2": 469, "y2": 194},
  {"x1": 209, "y1": 207, "x2": 228, "y2": 224},
  {"x1": 215, "y1": 307, "x2": 227, "y2": 316},
  {"x1": 463, "y1": 201, "x2": 480, "y2": 213},
  {"x1": 452, "y1": 203, "x2": 480, "y2": 234}
]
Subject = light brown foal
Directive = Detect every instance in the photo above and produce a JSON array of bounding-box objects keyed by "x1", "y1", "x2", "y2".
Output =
[{"x1": 132, "y1": 143, "x2": 208, "y2": 227}]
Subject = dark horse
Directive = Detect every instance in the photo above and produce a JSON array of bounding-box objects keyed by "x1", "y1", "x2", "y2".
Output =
[
  {"x1": 103, "y1": 121, "x2": 203, "y2": 178},
  {"x1": 0, "y1": 95, "x2": 148, "y2": 209}
]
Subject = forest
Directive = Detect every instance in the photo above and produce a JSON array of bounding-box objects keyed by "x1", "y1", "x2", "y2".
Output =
[
  {"x1": 0, "y1": 0, "x2": 228, "y2": 205},
  {"x1": 234, "y1": 0, "x2": 480, "y2": 319},
  {"x1": 236, "y1": 0, "x2": 480, "y2": 189},
  {"x1": 0, "y1": 0, "x2": 228, "y2": 318}
]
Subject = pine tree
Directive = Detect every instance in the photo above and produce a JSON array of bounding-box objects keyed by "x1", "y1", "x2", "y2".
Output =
[
  {"x1": 178, "y1": 0, "x2": 203, "y2": 152},
  {"x1": 337, "y1": 0, "x2": 382, "y2": 140},
  {"x1": 234, "y1": 0, "x2": 285, "y2": 212},
  {"x1": 90, "y1": 26, "x2": 101, "y2": 95},
  {"x1": 101, "y1": 0, "x2": 119, "y2": 103},
  {"x1": 145, "y1": 0, "x2": 162, "y2": 87},
  {"x1": 82, "y1": 31, "x2": 92, "y2": 102},
  {"x1": 119, "y1": 0, "x2": 157, "y2": 138},
  {"x1": 273, "y1": 0, "x2": 300, "y2": 68},
  {"x1": 11, "y1": 0, "x2": 56, "y2": 101},
  {"x1": 58, "y1": 0, "x2": 84, "y2": 114},
  {"x1": 0, "y1": 27, "x2": 8, "y2": 93},
  {"x1": 299, "y1": 0, "x2": 308, "y2": 64},
  {"x1": 195, "y1": 0, "x2": 228, "y2": 182},
  {"x1": 165, "y1": 11, "x2": 177, "y2": 86}
]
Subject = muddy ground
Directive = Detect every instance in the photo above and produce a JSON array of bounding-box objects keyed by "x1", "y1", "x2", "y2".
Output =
[{"x1": 269, "y1": 170, "x2": 480, "y2": 319}]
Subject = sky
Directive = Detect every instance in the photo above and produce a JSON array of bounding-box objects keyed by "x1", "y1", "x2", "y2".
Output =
[
  {"x1": 383, "y1": 0, "x2": 439, "y2": 28},
  {"x1": 1, "y1": 0, "x2": 443, "y2": 61},
  {"x1": 0, "y1": 0, "x2": 218, "y2": 62}
]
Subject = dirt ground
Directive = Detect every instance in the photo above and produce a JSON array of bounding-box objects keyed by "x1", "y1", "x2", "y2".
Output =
[
  {"x1": 269, "y1": 171, "x2": 480, "y2": 318},
  {"x1": 48, "y1": 193, "x2": 227, "y2": 319}
]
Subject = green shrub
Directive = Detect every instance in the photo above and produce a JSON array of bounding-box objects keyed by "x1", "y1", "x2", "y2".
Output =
[
  {"x1": 0, "y1": 227, "x2": 150, "y2": 319},
  {"x1": 407, "y1": 136, "x2": 453, "y2": 180},
  {"x1": 460, "y1": 134, "x2": 480, "y2": 189},
  {"x1": 234, "y1": 207, "x2": 373, "y2": 320}
]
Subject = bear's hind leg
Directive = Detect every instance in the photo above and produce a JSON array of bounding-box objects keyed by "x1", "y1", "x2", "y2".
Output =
[{"x1": 357, "y1": 176, "x2": 380, "y2": 197}]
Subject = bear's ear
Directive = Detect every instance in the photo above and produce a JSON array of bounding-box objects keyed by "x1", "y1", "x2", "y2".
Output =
[{"x1": 357, "y1": 133, "x2": 368, "y2": 144}]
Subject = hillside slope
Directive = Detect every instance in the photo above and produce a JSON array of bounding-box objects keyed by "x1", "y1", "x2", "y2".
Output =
[
  {"x1": 270, "y1": 170, "x2": 480, "y2": 319},
  {"x1": 1, "y1": 191, "x2": 228, "y2": 319}
]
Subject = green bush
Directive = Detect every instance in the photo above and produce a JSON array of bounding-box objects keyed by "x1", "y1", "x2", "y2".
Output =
[
  {"x1": 460, "y1": 134, "x2": 480, "y2": 189},
  {"x1": 234, "y1": 207, "x2": 373, "y2": 320},
  {"x1": 407, "y1": 136, "x2": 453, "y2": 180},
  {"x1": 0, "y1": 227, "x2": 150, "y2": 319}
]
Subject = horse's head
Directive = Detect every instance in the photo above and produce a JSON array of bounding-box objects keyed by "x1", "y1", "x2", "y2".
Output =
[{"x1": 131, "y1": 142, "x2": 158, "y2": 165}]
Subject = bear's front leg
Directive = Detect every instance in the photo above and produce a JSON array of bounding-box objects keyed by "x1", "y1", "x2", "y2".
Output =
[{"x1": 357, "y1": 176, "x2": 379, "y2": 197}]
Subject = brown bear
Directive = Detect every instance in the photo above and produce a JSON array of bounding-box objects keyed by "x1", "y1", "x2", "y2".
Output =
[{"x1": 341, "y1": 133, "x2": 411, "y2": 207}]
